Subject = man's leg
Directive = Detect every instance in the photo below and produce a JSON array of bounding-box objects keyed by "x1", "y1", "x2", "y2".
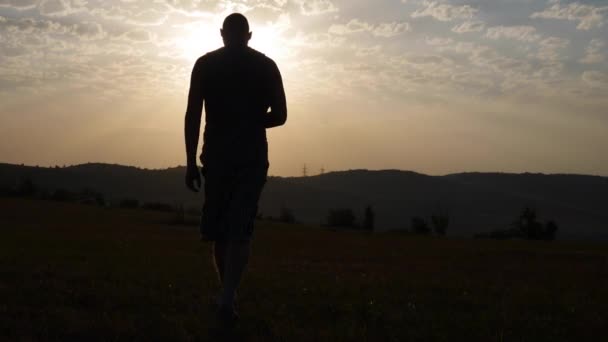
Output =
[
  {"x1": 213, "y1": 241, "x2": 227, "y2": 286},
  {"x1": 216, "y1": 161, "x2": 266, "y2": 314},
  {"x1": 218, "y1": 240, "x2": 251, "y2": 310}
]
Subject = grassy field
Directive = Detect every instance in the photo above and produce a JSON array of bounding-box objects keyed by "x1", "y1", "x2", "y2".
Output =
[{"x1": 1, "y1": 198, "x2": 607, "y2": 341}]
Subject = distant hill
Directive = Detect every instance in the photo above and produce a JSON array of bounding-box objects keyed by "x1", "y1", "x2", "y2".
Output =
[{"x1": 1, "y1": 162, "x2": 607, "y2": 240}]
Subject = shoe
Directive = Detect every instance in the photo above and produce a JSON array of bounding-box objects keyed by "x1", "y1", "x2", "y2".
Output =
[
  {"x1": 216, "y1": 304, "x2": 239, "y2": 328},
  {"x1": 209, "y1": 293, "x2": 239, "y2": 308}
]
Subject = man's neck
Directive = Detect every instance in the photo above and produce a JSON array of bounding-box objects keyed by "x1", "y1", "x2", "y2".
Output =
[{"x1": 224, "y1": 44, "x2": 248, "y2": 51}]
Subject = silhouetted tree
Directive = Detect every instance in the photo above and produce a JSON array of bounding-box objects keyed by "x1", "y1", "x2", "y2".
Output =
[
  {"x1": 17, "y1": 178, "x2": 38, "y2": 197},
  {"x1": 363, "y1": 205, "x2": 375, "y2": 232},
  {"x1": 430, "y1": 208, "x2": 449, "y2": 236},
  {"x1": 411, "y1": 216, "x2": 430, "y2": 235},
  {"x1": 514, "y1": 207, "x2": 544, "y2": 240},
  {"x1": 279, "y1": 206, "x2": 296, "y2": 224},
  {"x1": 79, "y1": 188, "x2": 105, "y2": 206},
  {"x1": 513, "y1": 206, "x2": 558, "y2": 240},
  {"x1": 544, "y1": 220, "x2": 558, "y2": 240},
  {"x1": 327, "y1": 208, "x2": 356, "y2": 228}
]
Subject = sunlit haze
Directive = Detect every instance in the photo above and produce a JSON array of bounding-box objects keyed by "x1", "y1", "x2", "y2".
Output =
[{"x1": 1, "y1": 0, "x2": 607, "y2": 176}]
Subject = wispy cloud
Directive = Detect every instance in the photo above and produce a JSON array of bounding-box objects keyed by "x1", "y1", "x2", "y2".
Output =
[
  {"x1": 411, "y1": 0, "x2": 477, "y2": 22},
  {"x1": 580, "y1": 38, "x2": 606, "y2": 64},
  {"x1": 296, "y1": 0, "x2": 337, "y2": 16},
  {"x1": 531, "y1": 0, "x2": 608, "y2": 30},
  {"x1": 329, "y1": 19, "x2": 410, "y2": 37},
  {"x1": 0, "y1": 0, "x2": 38, "y2": 10},
  {"x1": 485, "y1": 26, "x2": 541, "y2": 42},
  {"x1": 452, "y1": 20, "x2": 484, "y2": 34}
]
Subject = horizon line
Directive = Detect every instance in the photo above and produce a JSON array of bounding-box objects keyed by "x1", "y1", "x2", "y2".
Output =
[{"x1": 1, "y1": 161, "x2": 606, "y2": 178}]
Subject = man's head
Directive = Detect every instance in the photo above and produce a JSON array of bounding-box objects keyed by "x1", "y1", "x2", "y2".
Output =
[{"x1": 221, "y1": 13, "x2": 251, "y2": 47}]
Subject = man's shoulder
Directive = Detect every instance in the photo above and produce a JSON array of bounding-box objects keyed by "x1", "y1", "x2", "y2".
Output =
[
  {"x1": 196, "y1": 48, "x2": 224, "y2": 65},
  {"x1": 247, "y1": 48, "x2": 277, "y2": 67},
  {"x1": 195, "y1": 47, "x2": 277, "y2": 70}
]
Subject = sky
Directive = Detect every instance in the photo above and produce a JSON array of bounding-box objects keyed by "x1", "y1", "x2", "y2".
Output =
[{"x1": 0, "y1": 0, "x2": 607, "y2": 176}]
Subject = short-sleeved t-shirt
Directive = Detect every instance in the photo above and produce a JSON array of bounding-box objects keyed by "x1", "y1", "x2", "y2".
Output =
[{"x1": 189, "y1": 46, "x2": 283, "y2": 166}]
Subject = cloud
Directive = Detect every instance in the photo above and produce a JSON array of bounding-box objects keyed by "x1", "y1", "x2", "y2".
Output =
[
  {"x1": 536, "y1": 36, "x2": 569, "y2": 61},
  {"x1": 580, "y1": 39, "x2": 606, "y2": 64},
  {"x1": 531, "y1": 0, "x2": 608, "y2": 30},
  {"x1": 289, "y1": 32, "x2": 345, "y2": 49},
  {"x1": 372, "y1": 22, "x2": 411, "y2": 37},
  {"x1": 329, "y1": 19, "x2": 410, "y2": 37},
  {"x1": 411, "y1": 1, "x2": 477, "y2": 22},
  {"x1": 0, "y1": 16, "x2": 106, "y2": 41},
  {"x1": 329, "y1": 19, "x2": 371, "y2": 35},
  {"x1": 89, "y1": 6, "x2": 129, "y2": 21},
  {"x1": 89, "y1": 2, "x2": 171, "y2": 25},
  {"x1": 452, "y1": 20, "x2": 484, "y2": 33},
  {"x1": 39, "y1": 0, "x2": 88, "y2": 17},
  {"x1": 0, "y1": 16, "x2": 65, "y2": 35},
  {"x1": 0, "y1": 0, "x2": 38, "y2": 10},
  {"x1": 296, "y1": 0, "x2": 337, "y2": 16},
  {"x1": 582, "y1": 70, "x2": 608, "y2": 88},
  {"x1": 127, "y1": 9, "x2": 169, "y2": 26},
  {"x1": 115, "y1": 28, "x2": 154, "y2": 43},
  {"x1": 469, "y1": 45, "x2": 531, "y2": 75},
  {"x1": 72, "y1": 21, "x2": 106, "y2": 41},
  {"x1": 355, "y1": 45, "x2": 381, "y2": 57},
  {"x1": 485, "y1": 25, "x2": 541, "y2": 42}
]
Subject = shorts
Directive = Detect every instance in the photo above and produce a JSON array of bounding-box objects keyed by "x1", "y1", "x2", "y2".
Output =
[{"x1": 199, "y1": 160, "x2": 268, "y2": 242}]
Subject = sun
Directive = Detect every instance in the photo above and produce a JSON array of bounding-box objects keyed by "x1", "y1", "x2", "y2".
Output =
[
  {"x1": 175, "y1": 20, "x2": 289, "y2": 63},
  {"x1": 175, "y1": 23, "x2": 223, "y2": 62}
]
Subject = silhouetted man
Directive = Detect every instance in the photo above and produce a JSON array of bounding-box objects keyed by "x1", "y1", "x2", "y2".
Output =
[{"x1": 184, "y1": 13, "x2": 287, "y2": 324}]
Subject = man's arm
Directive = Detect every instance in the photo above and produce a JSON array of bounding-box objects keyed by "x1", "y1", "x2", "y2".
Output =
[
  {"x1": 184, "y1": 58, "x2": 204, "y2": 191},
  {"x1": 264, "y1": 61, "x2": 287, "y2": 129}
]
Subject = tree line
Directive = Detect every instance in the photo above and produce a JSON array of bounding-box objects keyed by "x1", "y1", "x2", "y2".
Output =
[
  {"x1": 270, "y1": 204, "x2": 558, "y2": 241},
  {"x1": 3, "y1": 178, "x2": 558, "y2": 240},
  {"x1": 0, "y1": 178, "x2": 193, "y2": 214}
]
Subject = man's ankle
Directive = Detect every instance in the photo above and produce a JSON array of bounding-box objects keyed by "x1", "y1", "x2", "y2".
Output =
[{"x1": 219, "y1": 291, "x2": 237, "y2": 309}]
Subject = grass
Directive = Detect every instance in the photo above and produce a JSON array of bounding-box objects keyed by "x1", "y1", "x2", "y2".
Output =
[{"x1": 1, "y1": 198, "x2": 607, "y2": 341}]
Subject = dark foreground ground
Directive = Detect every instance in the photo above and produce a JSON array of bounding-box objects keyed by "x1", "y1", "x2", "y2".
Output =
[{"x1": 1, "y1": 198, "x2": 607, "y2": 341}]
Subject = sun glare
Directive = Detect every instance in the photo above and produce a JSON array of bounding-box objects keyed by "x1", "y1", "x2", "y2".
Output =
[
  {"x1": 176, "y1": 21, "x2": 289, "y2": 63},
  {"x1": 175, "y1": 23, "x2": 222, "y2": 62},
  {"x1": 249, "y1": 25, "x2": 289, "y2": 60}
]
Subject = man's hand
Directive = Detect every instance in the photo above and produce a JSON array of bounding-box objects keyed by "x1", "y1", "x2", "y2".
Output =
[{"x1": 185, "y1": 165, "x2": 201, "y2": 192}]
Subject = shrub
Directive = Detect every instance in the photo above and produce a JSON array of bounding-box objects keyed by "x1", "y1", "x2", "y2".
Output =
[
  {"x1": 79, "y1": 188, "x2": 105, "y2": 206},
  {"x1": 430, "y1": 209, "x2": 449, "y2": 236},
  {"x1": 17, "y1": 178, "x2": 38, "y2": 197},
  {"x1": 513, "y1": 206, "x2": 558, "y2": 240},
  {"x1": 279, "y1": 207, "x2": 296, "y2": 224},
  {"x1": 544, "y1": 220, "x2": 558, "y2": 240},
  {"x1": 411, "y1": 216, "x2": 430, "y2": 235}
]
